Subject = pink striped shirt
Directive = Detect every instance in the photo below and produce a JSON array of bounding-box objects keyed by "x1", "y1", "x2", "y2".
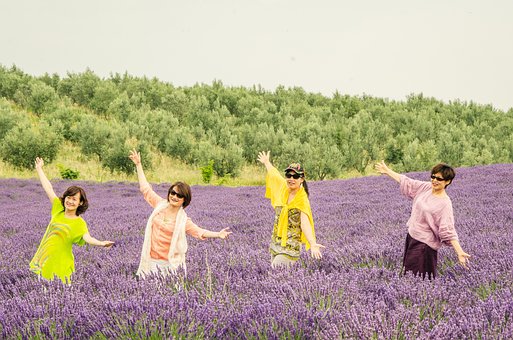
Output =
[{"x1": 400, "y1": 175, "x2": 458, "y2": 250}]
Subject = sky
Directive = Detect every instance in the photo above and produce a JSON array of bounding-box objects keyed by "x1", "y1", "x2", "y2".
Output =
[{"x1": 1, "y1": 0, "x2": 512, "y2": 111}]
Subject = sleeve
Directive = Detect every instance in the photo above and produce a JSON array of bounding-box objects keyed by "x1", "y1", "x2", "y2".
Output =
[
  {"x1": 265, "y1": 166, "x2": 287, "y2": 207},
  {"x1": 184, "y1": 218, "x2": 207, "y2": 240},
  {"x1": 51, "y1": 197, "x2": 64, "y2": 216},
  {"x1": 75, "y1": 220, "x2": 89, "y2": 246},
  {"x1": 140, "y1": 183, "x2": 164, "y2": 208},
  {"x1": 438, "y1": 202, "x2": 459, "y2": 244},
  {"x1": 400, "y1": 175, "x2": 431, "y2": 199}
]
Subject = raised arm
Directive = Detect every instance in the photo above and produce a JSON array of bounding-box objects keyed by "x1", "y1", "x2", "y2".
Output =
[
  {"x1": 300, "y1": 212, "x2": 325, "y2": 259},
  {"x1": 35, "y1": 157, "x2": 58, "y2": 202},
  {"x1": 375, "y1": 160, "x2": 401, "y2": 183},
  {"x1": 82, "y1": 233, "x2": 115, "y2": 248},
  {"x1": 129, "y1": 149, "x2": 150, "y2": 189},
  {"x1": 257, "y1": 151, "x2": 274, "y2": 172}
]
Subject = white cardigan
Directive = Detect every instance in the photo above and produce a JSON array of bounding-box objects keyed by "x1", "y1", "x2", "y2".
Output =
[{"x1": 136, "y1": 200, "x2": 188, "y2": 278}]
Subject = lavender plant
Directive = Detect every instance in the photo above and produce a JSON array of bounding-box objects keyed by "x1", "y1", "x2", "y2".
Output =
[{"x1": 0, "y1": 164, "x2": 512, "y2": 338}]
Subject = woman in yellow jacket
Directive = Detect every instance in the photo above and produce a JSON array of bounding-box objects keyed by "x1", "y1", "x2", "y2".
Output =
[{"x1": 257, "y1": 151, "x2": 324, "y2": 267}]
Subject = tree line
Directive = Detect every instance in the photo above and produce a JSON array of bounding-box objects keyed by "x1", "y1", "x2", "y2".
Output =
[{"x1": 1, "y1": 64, "x2": 512, "y2": 180}]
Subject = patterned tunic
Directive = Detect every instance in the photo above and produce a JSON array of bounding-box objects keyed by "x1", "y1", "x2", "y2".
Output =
[{"x1": 269, "y1": 207, "x2": 302, "y2": 260}]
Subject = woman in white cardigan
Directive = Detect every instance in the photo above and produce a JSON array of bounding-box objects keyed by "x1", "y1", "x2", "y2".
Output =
[{"x1": 129, "y1": 149, "x2": 231, "y2": 278}]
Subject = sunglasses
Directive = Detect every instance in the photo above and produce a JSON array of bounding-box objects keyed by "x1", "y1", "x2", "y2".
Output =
[
  {"x1": 169, "y1": 189, "x2": 185, "y2": 199},
  {"x1": 430, "y1": 175, "x2": 445, "y2": 182},
  {"x1": 285, "y1": 172, "x2": 302, "y2": 179}
]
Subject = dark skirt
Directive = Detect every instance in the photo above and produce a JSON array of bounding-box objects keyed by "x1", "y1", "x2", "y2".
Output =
[{"x1": 402, "y1": 233, "x2": 438, "y2": 279}]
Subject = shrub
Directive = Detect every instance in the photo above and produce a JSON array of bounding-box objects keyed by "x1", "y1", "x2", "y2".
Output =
[
  {"x1": 0, "y1": 101, "x2": 29, "y2": 140},
  {"x1": 58, "y1": 165, "x2": 80, "y2": 180},
  {"x1": 0, "y1": 122, "x2": 62, "y2": 170},
  {"x1": 194, "y1": 141, "x2": 243, "y2": 178},
  {"x1": 101, "y1": 137, "x2": 152, "y2": 174},
  {"x1": 200, "y1": 160, "x2": 215, "y2": 184}
]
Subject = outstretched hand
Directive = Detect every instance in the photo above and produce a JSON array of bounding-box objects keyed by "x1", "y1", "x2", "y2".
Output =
[
  {"x1": 374, "y1": 160, "x2": 390, "y2": 175},
  {"x1": 35, "y1": 157, "x2": 44, "y2": 170},
  {"x1": 310, "y1": 243, "x2": 326, "y2": 259},
  {"x1": 129, "y1": 149, "x2": 141, "y2": 165},
  {"x1": 101, "y1": 241, "x2": 115, "y2": 248},
  {"x1": 257, "y1": 151, "x2": 271, "y2": 165},
  {"x1": 218, "y1": 227, "x2": 232, "y2": 240},
  {"x1": 458, "y1": 252, "x2": 471, "y2": 269}
]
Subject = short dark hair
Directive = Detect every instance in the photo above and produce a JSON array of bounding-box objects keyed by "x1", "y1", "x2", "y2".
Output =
[
  {"x1": 168, "y1": 181, "x2": 192, "y2": 208},
  {"x1": 60, "y1": 186, "x2": 88, "y2": 216},
  {"x1": 431, "y1": 163, "x2": 456, "y2": 188}
]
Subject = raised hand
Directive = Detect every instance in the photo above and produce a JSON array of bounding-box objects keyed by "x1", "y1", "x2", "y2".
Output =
[
  {"x1": 257, "y1": 151, "x2": 271, "y2": 166},
  {"x1": 129, "y1": 149, "x2": 141, "y2": 165},
  {"x1": 35, "y1": 157, "x2": 44, "y2": 170}
]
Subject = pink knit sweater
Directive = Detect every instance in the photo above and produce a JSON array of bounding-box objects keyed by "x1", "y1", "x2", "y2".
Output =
[{"x1": 400, "y1": 175, "x2": 458, "y2": 250}]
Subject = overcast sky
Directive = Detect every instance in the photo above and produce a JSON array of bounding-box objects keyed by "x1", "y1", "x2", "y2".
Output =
[{"x1": 1, "y1": 0, "x2": 512, "y2": 111}]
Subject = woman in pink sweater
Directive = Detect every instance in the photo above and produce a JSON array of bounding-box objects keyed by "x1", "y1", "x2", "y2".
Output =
[{"x1": 375, "y1": 161, "x2": 470, "y2": 279}]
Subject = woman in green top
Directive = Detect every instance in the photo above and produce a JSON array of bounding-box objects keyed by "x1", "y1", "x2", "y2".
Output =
[{"x1": 29, "y1": 157, "x2": 114, "y2": 284}]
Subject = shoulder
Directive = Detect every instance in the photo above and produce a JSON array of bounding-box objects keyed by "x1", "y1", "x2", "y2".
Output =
[
  {"x1": 51, "y1": 197, "x2": 64, "y2": 214},
  {"x1": 52, "y1": 196, "x2": 62, "y2": 207}
]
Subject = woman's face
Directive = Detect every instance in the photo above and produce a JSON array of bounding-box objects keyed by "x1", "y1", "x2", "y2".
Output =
[
  {"x1": 64, "y1": 192, "x2": 82, "y2": 213},
  {"x1": 168, "y1": 186, "x2": 185, "y2": 207},
  {"x1": 431, "y1": 172, "x2": 450, "y2": 191},
  {"x1": 285, "y1": 171, "x2": 304, "y2": 191}
]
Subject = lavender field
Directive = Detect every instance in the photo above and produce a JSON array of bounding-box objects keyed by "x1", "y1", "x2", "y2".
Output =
[{"x1": 1, "y1": 164, "x2": 512, "y2": 339}]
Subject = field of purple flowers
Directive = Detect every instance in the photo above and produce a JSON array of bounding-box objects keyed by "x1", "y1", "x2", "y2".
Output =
[{"x1": 1, "y1": 163, "x2": 512, "y2": 339}]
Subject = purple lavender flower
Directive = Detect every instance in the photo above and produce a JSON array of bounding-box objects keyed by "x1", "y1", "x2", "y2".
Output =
[{"x1": 0, "y1": 164, "x2": 512, "y2": 338}]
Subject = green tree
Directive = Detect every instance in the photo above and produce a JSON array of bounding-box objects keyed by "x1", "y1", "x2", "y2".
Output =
[
  {"x1": 101, "y1": 137, "x2": 151, "y2": 174},
  {"x1": 302, "y1": 136, "x2": 341, "y2": 180},
  {"x1": 0, "y1": 65, "x2": 31, "y2": 100},
  {"x1": 194, "y1": 140, "x2": 244, "y2": 178},
  {"x1": 73, "y1": 117, "x2": 125, "y2": 160},
  {"x1": 58, "y1": 69, "x2": 100, "y2": 107},
  {"x1": 0, "y1": 100, "x2": 30, "y2": 139},
  {"x1": 90, "y1": 81, "x2": 119, "y2": 114},
  {"x1": 0, "y1": 122, "x2": 62, "y2": 169}
]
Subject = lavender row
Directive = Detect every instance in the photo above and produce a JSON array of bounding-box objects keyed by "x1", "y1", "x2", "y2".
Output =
[{"x1": 0, "y1": 163, "x2": 512, "y2": 338}]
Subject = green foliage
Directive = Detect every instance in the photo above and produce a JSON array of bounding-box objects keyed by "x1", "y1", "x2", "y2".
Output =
[
  {"x1": 0, "y1": 65, "x2": 31, "y2": 99},
  {"x1": 58, "y1": 165, "x2": 80, "y2": 180},
  {"x1": 1, "y1": 65, "x2": 512, "y2": 180},
  {"x1": 200, "y1": 160, "x2": 215, "y2": 184},
  {"x1": 302, "y1": 136, "x2": 342, "y2": 180},
  {"x1": 101, "y1": 138, "x2": 152, "y2": 174},
  {"x1": 194, "y1": 140, "x2": 244, "y2": 178},
  {"x1": 160, "y1": 127, "x2": 193, "y2": 162},
  {"x1": 72, "y1": 116, "x2": 126, "y2": 160},
  {"x1": 41, "y1": 106, "x2": 86, "y2": 142},
  {"x1": 0, "y1": 122, "x2": 62, "y2": 170},
  {"x1": 0, "y1": 99, "x2": 30, "y2": 140},
  {"x1": 13, "y1": 80, "x2": 59, "y2": 115},
  {"x1": 90, "y1": 80, "x2": 119, "y2": 114},
  {"x1": 58, "y1": 69, "x2": 100, "y2": 107}
]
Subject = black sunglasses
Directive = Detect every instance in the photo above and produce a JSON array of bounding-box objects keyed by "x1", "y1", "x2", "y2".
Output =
[
  {"x1": 430, "y1": 175, "x2": 445, "y2": 181},
  {"x1": 285, "y1": 172, "x2": 302, "y2": 179},
  {"x1": 170, "y1": 189, "x2": 185, "y2": 199}
]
